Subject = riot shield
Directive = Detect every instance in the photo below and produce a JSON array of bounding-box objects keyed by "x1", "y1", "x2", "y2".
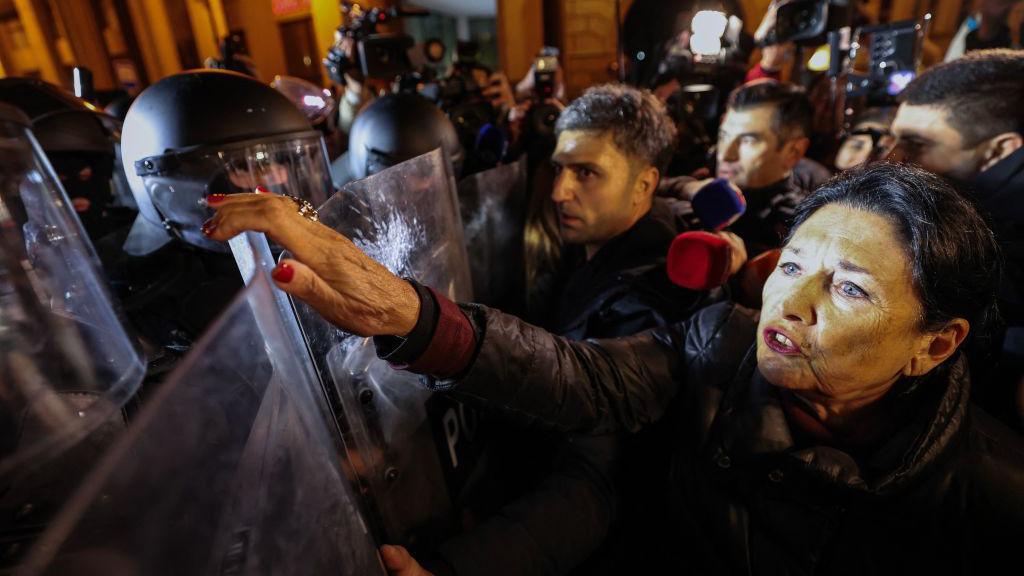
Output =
[
  {"x1": 0, "y1": 104, "x2": 144, "y2": 475},
  {"x1": 457, "y1": 158, "x2": 527, "y2": 309},
  {"x1": 17, "y1": 232, "x2": 385, "y2": 576},
  {"x1": 286, "y1": 148, "x2": 489, "y2": 551}
]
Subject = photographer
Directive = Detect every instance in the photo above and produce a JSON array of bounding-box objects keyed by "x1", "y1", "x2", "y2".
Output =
[{"x1": 892, "y1": 48, "x2": 1024, "y2": 428}]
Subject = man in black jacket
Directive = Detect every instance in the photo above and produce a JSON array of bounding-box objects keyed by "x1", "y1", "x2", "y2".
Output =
[
  {"x1": 665, "y1": 80, "x2": 817, "y2": 257},
  {"x1": 426, "y1": 84, "x2": 726, "y2": 575},
  {"x1": 892, "y1": 48, "x2": 1024, "y2": 429},
  {"x1": 537, "y1": 84, "x2": 724, "y2": 337}
]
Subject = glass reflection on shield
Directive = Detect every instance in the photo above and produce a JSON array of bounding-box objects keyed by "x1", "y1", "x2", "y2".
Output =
[
  {"x1": 0, "y1": 108, "x2": 143, "y2": 479},
  {"x1": 133, "y1": 133, "x2": 333, "y2": 252},
  {"x1": 287, "y1": 148, "x2": 487, "y2": 550},
  {"x1": 457, "y1": 157, "x2": 528, "y2": 309},
  {"x1": 18, "y1": 233, "x2": 385, "y2": 576}
]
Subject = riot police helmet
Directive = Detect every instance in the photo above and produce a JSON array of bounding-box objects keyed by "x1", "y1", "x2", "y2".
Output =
[
  {"x1": 347, "y1": 92, "x2": 464, "y2": 181},
  {"x1": 121, "y1": 70, "x2": 335, "y2": 255}
]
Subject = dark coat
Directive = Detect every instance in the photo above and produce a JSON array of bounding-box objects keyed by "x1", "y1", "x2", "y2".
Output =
[
  {"x1": 545, "y1": 198, "x2": 715, "y2": 339},
  {"x1": 429, "y1": 200, "x2": 716, "y2": 576},
  {"x1": 425, "y1": 302, "x2": 1024, "y2": 574},
  {"x1": 967, "y1": 147, "x2": 1024, "y2": 430}
]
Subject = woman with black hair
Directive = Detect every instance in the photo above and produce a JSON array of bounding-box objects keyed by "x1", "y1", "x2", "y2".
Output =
[{"x1": 205, "y1": 162, "x2": 1024, "y2": 574}]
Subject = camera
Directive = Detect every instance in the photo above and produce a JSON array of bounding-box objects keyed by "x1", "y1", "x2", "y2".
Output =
[
  {"x1": 533, "y1": 47, "x2": 559, "y2": 100},
  {"x1": 846, "y1": 17, "x2": 928, "y2": 105},
  {"x1": 523, "y1": 47, "x2": 562, "y2": 140},
  {"x1": 324, "y1": 2, "x2": 424, "y2": 83},
  {"x1": 760, "y1": 0, "x2": 852, "y2": 47}
]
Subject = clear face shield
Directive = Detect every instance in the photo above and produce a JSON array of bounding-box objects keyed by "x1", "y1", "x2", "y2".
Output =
[
  {"x1": 131, "y1": 132, "x2": 333, "y2": 252},
  {"x1": 0, "y1": 115, "x2": 144, "y2": 480}
]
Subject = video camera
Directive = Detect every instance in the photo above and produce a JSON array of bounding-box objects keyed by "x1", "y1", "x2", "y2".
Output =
[
  {"x1": 845, "y1": 18, "x2": 928, "y2": 106},
  {"x1": 759, "y1": 0, "x2": 852, "y2": 47},
  {"x1": 650, "y1": 8, "x2": 750, "y2": 171},
  {"x1": 759, "y1": 0, "x2": 929, "y2": 125},
  {"x1": 323, "y1": 2, "x2": 427, "y2": 83}
]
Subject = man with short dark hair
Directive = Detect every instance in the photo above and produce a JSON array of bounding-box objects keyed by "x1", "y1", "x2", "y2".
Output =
[
  {"x1": 535, "y1": 83, "x2": 719, "y2": 337},
  {"x1": 424, "y1": 84, "x2": 723, "y2": 576},
  {"x1": 894, "y1": 48, "x2": 1024, "y2": 429},
  {"x1": 894, "y1": 49, "x2": 1024, "y2": 182},
  {"x1": 672, "y1": 80, "x2": 818, "y2": 257}
]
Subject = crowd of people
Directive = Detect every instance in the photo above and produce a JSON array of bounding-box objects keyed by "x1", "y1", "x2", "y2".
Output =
[{"x1": 2, "y1": 1, "x2": 1024, "y2": 575}]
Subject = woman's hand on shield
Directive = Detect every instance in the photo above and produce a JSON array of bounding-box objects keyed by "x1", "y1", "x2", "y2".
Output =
[{"x1": 202, "y1": 189, "x2": 420, "y2": 337}]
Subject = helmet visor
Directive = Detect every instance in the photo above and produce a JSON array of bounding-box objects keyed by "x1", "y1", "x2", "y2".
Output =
[{"x1": 135, "y1": 132, "x2": 333, "y2": 251}]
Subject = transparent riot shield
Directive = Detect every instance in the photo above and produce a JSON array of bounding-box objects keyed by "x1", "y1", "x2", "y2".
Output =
[
  {"x1": 17, "y1": 232, "x2": 385, "y2": 576},
  {"x1": 457, "y1": 158, "x2": 527, "y2": 309},
  {"x1": 0, "y1": 107, "x2": 144, "y2": 472},
  {"x1": 286, "y1": 148, "x2": 489, "y2": 551},
  {"x1": 0, "y1": 105, "x2": 145, "y2": 568}
]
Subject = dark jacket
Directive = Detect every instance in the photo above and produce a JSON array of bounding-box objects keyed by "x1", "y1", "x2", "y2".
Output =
[
  {"x1": 546, "y1": 198, "x2": 715, "y2": 339},
  {"x1": 429, "y1": 200, "x2": 715, "y2": 575},
  {"x1": 967, "y1": 147, "x2": 1024, "y2": 430},
  {"x1": 411, "y1": 302, "x2": 1024, "y2": 574},
  {"x1": 729, "y1": 176, "x2": 808, "y2": 257}
]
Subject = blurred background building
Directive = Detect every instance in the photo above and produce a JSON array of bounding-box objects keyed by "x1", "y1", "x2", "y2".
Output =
[{"x1": 0, "y1": 0, "x2": 1016, "y2": 104}]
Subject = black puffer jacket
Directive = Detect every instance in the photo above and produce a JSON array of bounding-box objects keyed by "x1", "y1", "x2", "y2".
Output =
[{"x1": 420, "y1": 302, "x2": 1024, "y2": 574}]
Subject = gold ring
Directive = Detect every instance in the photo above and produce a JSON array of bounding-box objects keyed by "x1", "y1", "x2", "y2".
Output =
[{"x1": 286, "y1": 195, "x2": 319, "y2": 223}]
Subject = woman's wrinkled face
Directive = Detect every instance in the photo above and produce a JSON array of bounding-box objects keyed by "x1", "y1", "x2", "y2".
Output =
[{"x1": 757, "y1": 204, "x2": 930, "y2": 407}]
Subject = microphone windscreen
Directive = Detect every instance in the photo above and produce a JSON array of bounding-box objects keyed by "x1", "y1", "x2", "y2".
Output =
[
  {"x1": 667, "y1": 231, "x2": 732, "y2": 291},
  {"x1": 691, "y1": 178, "x2": 746, "y2": 231}
]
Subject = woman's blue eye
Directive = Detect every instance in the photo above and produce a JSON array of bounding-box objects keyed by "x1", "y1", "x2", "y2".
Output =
[
  {"x1": 779, "y1": 262, "x2": 800, "y2": 276},
  {"x1": 837, "y1": 281, "x2": 868, "y2": 299}
]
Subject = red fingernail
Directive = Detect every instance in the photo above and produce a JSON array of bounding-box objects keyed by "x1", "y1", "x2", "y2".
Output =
[
  {"x1": 272, "y1": 263, "x2": 294, "y2": 283},
  {"x1": 255, "y1": 186, "x2": 271, "y2": 194},
  {"x1": 206, "y1": 193, "x2": 228, "y2": 204},
  {"x1": 201, "y1": 219, "x2": 217, "y2": 236}
]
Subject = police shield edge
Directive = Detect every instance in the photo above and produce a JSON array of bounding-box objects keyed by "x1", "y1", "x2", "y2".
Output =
[
  {"x1": 286, "y1": 148, "x2": 491, "y2": 551},
  {"x1": 16, "y1": 232, "x2": 385, "y2": 576},
  {"x1": 0, "y1": 105, "x2": 145, "y2": 568},
  {"x1": 457, "y1": 157, "x2": 528, "y2": 310}
]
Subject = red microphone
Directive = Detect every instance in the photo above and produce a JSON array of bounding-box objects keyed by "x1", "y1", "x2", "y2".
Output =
[{"x1": 667, "y1": 231, "x2": 733, "y2": 291}]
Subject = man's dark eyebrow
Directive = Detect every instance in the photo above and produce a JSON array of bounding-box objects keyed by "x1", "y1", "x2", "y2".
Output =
[
  {"x1": 552, "y1": 158, "x2": 601, "y2": 172},
  {"x1": 896, "y1": 131, "x2": 932, "y2": 144},
  {"x1": 838, "y1": 260, "x2": 870, "y2": 275}
]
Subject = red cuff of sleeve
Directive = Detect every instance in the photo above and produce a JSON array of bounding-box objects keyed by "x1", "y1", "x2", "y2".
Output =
[{"x1": 402, "y1": 288, "x2": 477, "y2": 377}]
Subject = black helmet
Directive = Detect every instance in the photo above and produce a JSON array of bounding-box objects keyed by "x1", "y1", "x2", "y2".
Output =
[
  {"x1": 121, "y1": 70, "x2": 334, "y2": 255},
  {"x1": 347, "y1": 92, "x2": 463, "y2": 180},
  {"x1": 0, "y1": 78, "x2": 126, "y2": 241}
]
